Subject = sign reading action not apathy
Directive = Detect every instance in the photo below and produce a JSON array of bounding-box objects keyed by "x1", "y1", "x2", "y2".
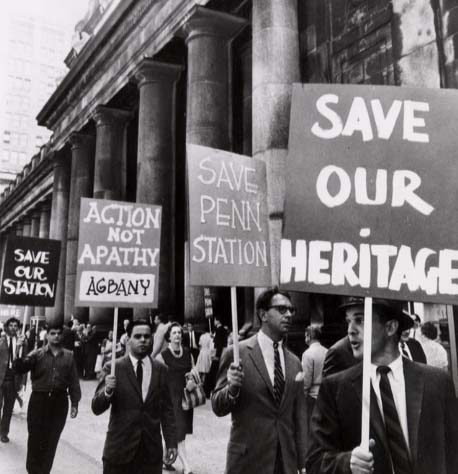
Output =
[
  {"x1": 75, "y1": 198, "x2": 162, "y2": 308},
  {"x1": 0, "y1": 236, "x2": 60, "y2": 307},
  {"x1": 281, "y1": 84, "x2": 458, "y2": 304},
  {"x1": 187, "y1": 144, "x2": 271, "y2": 287}
]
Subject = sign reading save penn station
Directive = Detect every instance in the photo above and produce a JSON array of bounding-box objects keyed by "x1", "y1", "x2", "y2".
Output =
[
  {"x1": 281, "y1": 84, "x2": 458, "y2": 304},
  {"x1": 75, "y1": 198, "x2": 162, "y2": 308}
]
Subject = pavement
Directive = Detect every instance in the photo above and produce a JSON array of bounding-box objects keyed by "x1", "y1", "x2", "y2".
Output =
[{"x1": 0, "y1": 379, "x2": 231, "y2": 473}]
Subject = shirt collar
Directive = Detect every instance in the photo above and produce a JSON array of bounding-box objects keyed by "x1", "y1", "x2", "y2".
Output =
[
  {"x1": 371, "y1": 354, "x2": 404, "y2": 381},
  {"x1": 129, "y1": 353, "x2": 149, "y2": 367},
  {"x1": 44, "y1": 344, "x2": 63, "y2": 356},
  {"x1": 258, "y1": 329, "x2": 283, "y2": 348}
]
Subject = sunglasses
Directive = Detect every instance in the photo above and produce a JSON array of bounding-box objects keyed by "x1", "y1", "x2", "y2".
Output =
[{"x1": 268, "y1": 305, "x2": 296, "y2": 316}]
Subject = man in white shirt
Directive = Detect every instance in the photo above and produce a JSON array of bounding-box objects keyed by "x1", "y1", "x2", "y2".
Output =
[
  {"x1": 212, "y1": 288, "x2": 307, "y2": 474},
  {"x1": 306, "y1": 297, "x2": 458, "y2": 474},
  {"x1": 0, "y1": 317, "x2": 25, "y2": 443}
]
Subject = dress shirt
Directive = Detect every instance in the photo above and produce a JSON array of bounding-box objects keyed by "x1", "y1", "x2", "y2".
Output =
[
  {"x1": 6, "y1": 336, "x2": 18, "y2": 368},
  {"x1": 371, "y1": 355, "x2": 409, "y2": 453},
  {"x1": 257, "y1": 330, "x2": 285, "y2": 386},
  {"x1": 129, "y1": 353, "x2": 152, "y2": 401},
  {"x1": 189, "y1": 331, "x2": 197, "y2": 349},
  {"x1": 302, "y1": 342, "x2": 328, "y2": 398},
  {"x1": 14, "y1": 345, "x2": 81, "y2": 405},
  {"x1": 417, "y1": 335, "x2": 448, "y2": 370}
]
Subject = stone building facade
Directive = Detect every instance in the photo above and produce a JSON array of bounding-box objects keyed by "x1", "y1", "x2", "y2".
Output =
[{"x1": 0, "y1": 0, "x2": 456, "y2": 350}]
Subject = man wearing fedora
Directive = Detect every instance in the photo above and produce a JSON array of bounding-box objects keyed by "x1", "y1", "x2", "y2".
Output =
[{"x1": 306, "y1": 296, "x2": 458, "y2": 474}]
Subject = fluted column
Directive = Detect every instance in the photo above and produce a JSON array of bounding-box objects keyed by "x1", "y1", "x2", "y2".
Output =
[
  {"x1": 91, "y1": 106, "x2": 130, "y2": 327},
  {"x1": 35, "y1": 204, "x2": 51, "y2": 318},
  {"x1": 184, "y1": 6, "x2": 246, "y2": 322},
  {"x1": 133, "y1": 59, "x2": 182, "y2": 320},
  {"x1": 21, "y1": 217, "x2": 33, "y2": 325},
  {"x1": 22, "y1": 217, "x2": 31, "y2": 237},
  {"x1": 252, "y1": 0, "x2": 300, "y2": 284},
  {"x1": 45, "y1": 151, "x2": 71, "y2": 326},
  {"x1": 65, "y1": 132, "x2": 94, "y2": 323},
  {"x1": 30, "y1": 210, "x2": 41, "y2": 318}
]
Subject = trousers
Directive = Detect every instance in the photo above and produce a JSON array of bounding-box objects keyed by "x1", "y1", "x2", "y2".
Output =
[{"x1": 0, "y1": 378, "x2": 17, "y2": 436}]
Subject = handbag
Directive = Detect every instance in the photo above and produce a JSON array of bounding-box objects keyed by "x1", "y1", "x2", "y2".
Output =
[{"x1": 181, "y1": 369, "x2": 206, "y2": 410}]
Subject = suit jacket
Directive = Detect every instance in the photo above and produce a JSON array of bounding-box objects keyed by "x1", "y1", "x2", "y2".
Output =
[
  {"x1": 92, "y1": 355, "x2": 177, "y2": 468},
  {"x1": 0, "y1": 334, "x2": 27, "y2": 390},
  {"x1": 306, "y1": 358, "x2": 458, "y2": 474},
  {"x1": 212, "y1": 334, "x2": 307, "y2": 474},
  {"x1": 405, "y1": 338, "x2": 427, "y2": 363},
  {"x1": 322, "y1": 336, "x2": 357, "y2": 378}
]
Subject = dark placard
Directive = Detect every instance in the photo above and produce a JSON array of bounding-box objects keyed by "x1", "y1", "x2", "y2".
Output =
[
  {"x1": 281, "y1": 84, "x2": 458, "y2": 304},
  {"x1": 0, "y1": 236, "x2": 61, "y2": 307},
  {"x1": 187, "y1": 144, "x2": 271, "y2": 287},
  {"x1": 75, "y1": 198, "x2": 162, "y2": 308}
]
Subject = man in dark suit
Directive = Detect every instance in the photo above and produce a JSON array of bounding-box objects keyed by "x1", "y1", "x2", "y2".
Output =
[
  {"x1": 306, "y1": 297, "x2": 458, "y2": 474},
  {"x1": 92, "y1": 319, "x2": 177, "y2": 474},
  {"x1": 212, "y1": 288, "x2": 307, "y2": 474},
  {"x1": 183, "y1": 322, "x2": 201, "y2": 362},
  {"x1": 400, "y1": 329, "x2": 426, "y2": 363},
  {"x1": 0, "y1": 317, "x2": 26, "y2": 443},
  {"x1": 322, "y1": 335, "x2": 357, "y2": 377}
]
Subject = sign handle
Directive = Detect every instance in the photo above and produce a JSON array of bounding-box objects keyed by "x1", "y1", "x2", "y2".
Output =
[
  {"x1": 446, "y1": 305, "x2": 458, "y2": 397},
  {"x1": 361, "y1": 297, "x2": 372, "y2": 450},
  {"x1": 111, "y1": 307, "x2": 119, "y2": 376},
  {"x1": 231, "y1": 286, "x2": 240, "y2": 366}
]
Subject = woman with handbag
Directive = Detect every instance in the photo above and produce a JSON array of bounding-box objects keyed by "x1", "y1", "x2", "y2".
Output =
[{"x1": 157, "y1": 322, "x2": 200, "y2": 474}]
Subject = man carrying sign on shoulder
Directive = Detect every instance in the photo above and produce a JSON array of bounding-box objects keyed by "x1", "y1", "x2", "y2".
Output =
[{"x1": 306, "y1": 297, "x2": 458, "y2": 474}]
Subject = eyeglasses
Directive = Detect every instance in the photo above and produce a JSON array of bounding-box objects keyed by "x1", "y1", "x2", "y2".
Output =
[{"x1": 268, "y1": 305, "x2": 296, "y2": 316}]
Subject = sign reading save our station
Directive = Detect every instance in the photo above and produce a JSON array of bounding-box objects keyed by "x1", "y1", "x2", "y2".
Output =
[
  {"x1": 75, "y1": 198, "x2": 162, "y2": 308},
  {"x1": 187, "y1": 144, "x2": 271, "y2": 287},
  {"x1": 0, "y1": 236, "x2": 61, "y2": 307},
  {"x1": 281, "y1": 84, "x2": 458, "y2": 304}
]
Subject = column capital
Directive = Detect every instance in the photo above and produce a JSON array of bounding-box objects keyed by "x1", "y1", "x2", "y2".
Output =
[
  {"x1": 183, "y1": 6, "x2": 247, "y2": 44},
  {"x1": 93, "y1": 105, "x2": 131, "y2": 128},
  {"x1": 134, "y1": 59, "x2": 183, "y2": 88},
  {"x1": 68, "y1": 132, "x2": 95, "y2": 151}
]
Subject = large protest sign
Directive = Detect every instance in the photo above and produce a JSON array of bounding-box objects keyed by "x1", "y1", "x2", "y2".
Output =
[
  {"x1": 187, "y1": 144, "x2": 271, "y2": 287},
  {"x1": 281, "y1": 84, "x2": 458, "y2": 305},
  {"x1": 0, "y1": 236, "x2": 60, "y2": 307},
  {"x1": 75, "y1": 198, "x2": 162, "y2": 308}
]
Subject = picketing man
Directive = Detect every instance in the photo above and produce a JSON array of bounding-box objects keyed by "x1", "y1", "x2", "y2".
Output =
[
  {"x1": 212, "y1": 288, "x2": 307, "y2": 474},
  {"x1": 306, "y1": 296, "x2": 458, "y2": 474},
  {"x1": 0, "y1": 316, "x2": 27, "y2": 443},
  {"x1": 15, "y1": 322, "x2": 81, "y2": 474},
  {"x1": 92, "y1": 319, "x2": 177, "y2": 474}
]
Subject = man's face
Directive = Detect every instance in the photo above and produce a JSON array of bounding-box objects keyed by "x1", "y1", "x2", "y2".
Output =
[
  {"x1": 129, "y1": 325, "x2": 152, "y2": 358},
  {"x1": 154, "y1": 315, "x2": 160, "y2": 326},
  {"x1": 261, "y1": 294, "x2": 294, "y2": 339},
  {"x1": 6, "y1": 321, "x2": 19, "y2": 337},
  {"x1": 401, "y1": 329, "x2": 410, "y2": 342},
  {"x1": 188, "y1": 323, "x2": 193, "y2": 332},
  {"x1": 346, "y1": 307, "x2": 390, "y2": 360},
  {"x1": 47, "y1": 329, "x2": 63, "y2": 345}
]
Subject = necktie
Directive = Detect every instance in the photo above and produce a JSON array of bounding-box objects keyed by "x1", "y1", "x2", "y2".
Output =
[
  {"x1": 377, "y1": 366, "x2": 412, "y2": 474},
  {"x1": 8, "y1": 338, "x2": 13, "y2": 368},
  {"x1": 273, "y1": 342, "x2": 284, "y2": 406},
  {"x1": 400, "y1": 342, "x2": 410, "y2": 360},
  {"x1": 136, "y1": 359, "x2": 143, "y2": 392}
]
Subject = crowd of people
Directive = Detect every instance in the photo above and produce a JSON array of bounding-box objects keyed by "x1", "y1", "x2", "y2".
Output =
[{"x1": 0, "y1": 290, "x2": 456, "y2": 474}]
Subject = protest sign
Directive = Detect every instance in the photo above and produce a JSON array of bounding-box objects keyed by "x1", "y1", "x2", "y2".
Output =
[
  {"x1": 187, "y1": 144, "x2": 271, "y2": 287},
  {"x1": 281, "y1": 83, "x2": 458, "y2": 305},
  {"x1": 0, "y1": 236, "x2": 60, "y2": 307},
  {"x1": 75, "y1": 198, "x2": 162, "y2": 308}
]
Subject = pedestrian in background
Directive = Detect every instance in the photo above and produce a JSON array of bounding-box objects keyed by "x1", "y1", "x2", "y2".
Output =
[
  {"x1": 399, "y1": 328, "x2": 426, "y2": 363},
  {"x1": 84, "y1": 324, "x2": 99, "y2": 380},
  {"x1": 15, "y1": 323, "x2": 81, "y2": 474},
  {"x1": 151, "y1": 313, "x2": 172, "y2": 359},
  {"x1": 302, "y1": 325, "x2": 327, "y2": 430},
  {"x1": 419, "y1": 321, "x2": 449, "y2": 370},
  {"x1": 196, "y1": 328, "x2": 214, "y2": 388}
]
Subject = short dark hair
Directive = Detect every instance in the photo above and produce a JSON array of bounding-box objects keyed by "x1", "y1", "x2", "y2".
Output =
[
  {"x1": 155, "y1": 313, "x2": 169, "y2": 324},
  {"x1": 165, "y1": 322, "x2": 182, "y2": 342},
  {"x1": 127, "y1": 319, "x2": 152, "y2": 337},
  {"x1": 305, "y1": 324, "x2": 322, "y2": 341},
  {"x1": 421, "y1": 321, "x2": 438, "y2": 340},
  {"x1": 5, "y1": 317, "x2": 20, "y2": 327},
  {"x1": 47, "y1": 322, "x2": 64, "y2": 332},
  {"x1": 256, "y1": 287, "x2": 291, "y2": 316}
]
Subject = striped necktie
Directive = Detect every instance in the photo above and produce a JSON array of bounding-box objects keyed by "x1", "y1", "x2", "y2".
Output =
[
  {"x1": 273, "y1": 342, "x2": 284, "y2": 406},
  {"x1": 400, "y1": 342, "x2": 410, "y2": 360},
  {"x1": 377, "y1": 366, "x2": 412, "y2": 474}
]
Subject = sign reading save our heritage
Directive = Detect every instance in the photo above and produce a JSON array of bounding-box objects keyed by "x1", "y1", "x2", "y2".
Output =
[
  {"x1": 0, "y1": 236, "x2": 61, "y2": 307},
  {"x1": 281, "y1": 84, "x2": 458, "y2": 304},
  {"x1": 187, "y1": 144, "x2": 271, "y2": 287},
  {"x1": 75, "y1": 198, "x2": 162, "y2": 308}
]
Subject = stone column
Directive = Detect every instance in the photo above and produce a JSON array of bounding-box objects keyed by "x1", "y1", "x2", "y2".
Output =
[
  {"x1": 15, "y1": 223, "x2": 23, "y2": 236},
  {"x1": 45, "y1": 152, "x2": 71, "y2": 326},
  {"x1": 30, "y1": 210, "x2": 41, "y2": 318},
  {"x1": 91, "y1": 106, "x2": 130, "y2": 327},
  {"x1": 21, "y1": 217, "x2": 33, "y2": 325},
  {"x1": 252, "y1": 0, "x2": 300, "y2": 284},
  {"x1": 65, "y1": 133, "x2": 95, "y2": 323},
  {"x1": 22, "y1": 217, "x2": 31, "y2": 237},
  {"x1": 184, "y1": 6, "x2": 246, "y2": 322},
  {"x1": 36, "y1": 204, "x2": 50, "y2": 318},
  {"x1": 133, "y1": 59, "x2": 182, "y2": 320}
]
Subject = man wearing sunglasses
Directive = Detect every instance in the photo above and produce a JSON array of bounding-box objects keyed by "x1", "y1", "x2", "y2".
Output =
[{"x1": 212, "y1": 288, "x2": 307, "y2": 474}]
